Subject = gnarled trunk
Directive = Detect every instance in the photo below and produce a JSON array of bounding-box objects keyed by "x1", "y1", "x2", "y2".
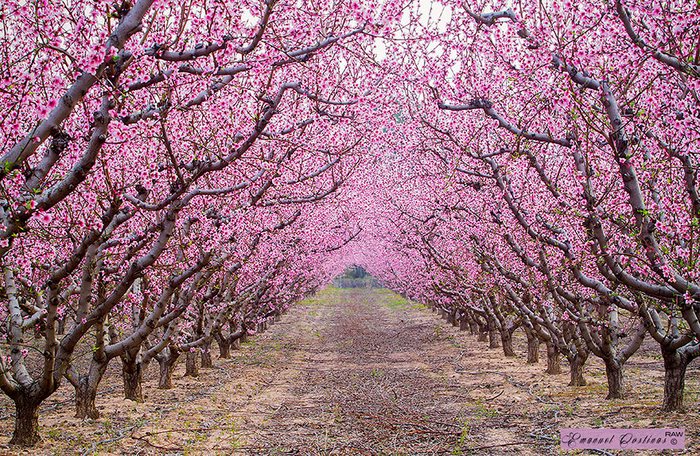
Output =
[
  {"x1": 477, "y1": 324, "x2": 488, "y2": 342},
  {"x1": 468, "y1": 319, "x2": 479, "y2": 335},
  {"x1": 215, "y1": 331, "x2": 231, "y2": 358},
  {"x1": 604, "y1": 359, "x2": 624, "y2": 399},
  {"x1": 184, "y1": 350, "x2": 199, "y2": 377},
  {"x1": 525, "y1": 328, "x2": 539, "y2": 364},
  {"x1": 121, "y1": 357, "x2": 143, "y2": 402},
  {"x1": 447, "y1": 310, "x2": 457, "y2": 326},
  {"x1": 568, "y1": 353, "x2": 587, "y2": 386},
  {"x1": 10, "y1": 396, "x2": 41, "y2": 446},
  {"x1": 545, "y1": 342, "x2": 561, "y2": 374},
  {"x1": 488, "y1": 322, "x2": 500, "y2": 349},
  {"x1": 500, "y1": 329, "x2": 515, "y2": 357},
  {"x1": 661, "y1": 349, "x2": 689, "y2": 411},
  {"x1": 157, "y1": 348, "x2": 180, "y2": 389},
  {"x1": 75, "y1": 380, "x2": 100, "y2": 419},
  {"x1": 200, "y1": 344, "x2": 213, "y2": 369},
  {"x1": 459, "y1": 317, "x2": 469, "y2": 331},
  {"x1": 74, "y1": 360, "x2": 108, "y2": 419}
]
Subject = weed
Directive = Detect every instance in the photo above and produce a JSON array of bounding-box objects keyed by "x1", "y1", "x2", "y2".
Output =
[
  {"x1": 451, "y1": 421, "x2": 471, "y2": 455},
  {"x1": 471, "y1": 399, "x2": 499, "y2": 418}
]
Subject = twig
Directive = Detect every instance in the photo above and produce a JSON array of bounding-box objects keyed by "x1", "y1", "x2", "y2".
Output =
[
  {"x1": 485, "y1": 390, "x2": 504, "y2": 401},
  {"x1": 81, "y1": 423, "x2": 142, "y2": 456},
  {"x1": 528, "y1": 432, "x2": 556, "y2": 442},
  {"x1": 466, "y1": 440, "x2": 549, "y2": 451},
  {"x1": 130, "y1": 433, "x2": 183, "y2": 452},
  {"x1": 129, "y1": 422, "x2": 220, "y2": 452},
  {"x1": 591, "y1": 450, "x2": 615, "y2": 456}
]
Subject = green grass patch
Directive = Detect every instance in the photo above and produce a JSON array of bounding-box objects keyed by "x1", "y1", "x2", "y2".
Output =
[
  {"x1": 374, "y1": 288, "x2": 417, "y2": 310},
  {"x1": 299, "y1": 286, "x2": 342, "y2": 307}
]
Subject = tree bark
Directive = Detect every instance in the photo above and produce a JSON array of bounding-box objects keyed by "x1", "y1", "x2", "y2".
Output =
[
  {"x1": 488, "y1": 321, "x2": 500, "y2": 349},
  {"x1": 10, "y1": 396, "x2": 41, "y2": 446},
  {"x1": 661, "y1": 349, "x2": 688, "y2": 411},
  {"x1": 525, "y1": 328, "x2": 539, "y2": 364},
  {"x1": 500, "y1": 329, "x2": 515, "y2": 357},
  {"x1": 75, "y1": 380, "x2": 100, "y2": 419},
  {"x1": 121, "y1": 357, "x2": 143, "y2": 402},
  {"x1": 74, "y1": 360, "x2": 108, "y2": 419},
  {"x1": 477, "y1": 324, "x2": 488, "y2": 342},
  {"x1": 200, "y1": 345, "x2": 213, "y2": 368},
  {"x1": 604, "y1": 359, "x2": 625, "y2": 399},
  {"x1": 459, "y1": 317, "x2": 469, "y2": 331},
  {"x1": 545, "y1": 342, "x2": 561, "y2": 374},
  {"x1": 215, "y1": 331, "x2": 231, "y2": 358},
  {"x1": 568, "y1": 354, "x2": 587, "y2": 386},
  {"x1": 158, "y1": 349, "x2": 179, "y2": 389},
  {"x1": 184, "y1": 350, "x2": 199, "y2": 377},
  {"x1": 468, "y1": 319, "x2": 479, "y2": 335}
]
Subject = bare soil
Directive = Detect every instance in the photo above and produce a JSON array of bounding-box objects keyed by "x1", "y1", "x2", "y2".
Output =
[{"x1": 0, "y1": 287, "x2": 697, "y2": 455}]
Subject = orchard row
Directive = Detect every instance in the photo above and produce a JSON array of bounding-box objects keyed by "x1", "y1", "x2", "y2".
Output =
[{"x1": 1, "y1": 0, "x2": 698, "y2": 447}]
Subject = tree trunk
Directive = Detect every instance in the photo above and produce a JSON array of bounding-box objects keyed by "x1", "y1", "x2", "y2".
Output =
[
  {"x1": 75, "y1": 360, "x2": 108, "y2": 419},
  {"x1": 525, "y1": 328, "x2": 539, "y2": 364},
  {"x1": 661, "y1": 349, "x2": 688, "y2": 411},
  {"x1": 568, "y1": 354, "x2": 587, "y2": 386},
  {"x1": 468, "y1": 320, "x2": 479, "y2": 335},
  {"x1": 75, "y1": 380, "x2": 100, "y2": 419},
  {"x1": 10, "y1": 396, "x2": 41, "y2": 446},
  {"x1": 500, "y1": 329, "x2": 515, "y2": 357},
  {"x1": 604, "y1": 359, "x2": 624, "y2": 399},
  {"x1": 447, "y1": 310, "x2": 456, "y2": 326},
  {"x1": 488, "y1": 322, "x2": 500, "y2": 349},
  {"x1": 201, "y1": 345, "x2": 213, "y2": 368},
  {"x1": 459, "y1": 317, "x2": 469, "y2": 331},
  {"x1": 545, "y1": 342, "x2": 561, "y2": 374},
  {"x1": 477, "y1": 325, "x2": 488, "y2": 342},
  {"x1": 184, "y1": 350, "x2": 199, "y2": 377},
  {"x1": 158, "y1": 349, "x2": 179, "y2": 389},
  {"x1": 121, "y1": 357, "x2": 143, "y2": 403},
  {"x1": 215, "y1": 332, "x2": 231, "y2": 358}
]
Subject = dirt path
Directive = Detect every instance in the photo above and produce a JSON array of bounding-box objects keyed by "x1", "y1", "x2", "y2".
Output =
[
  {"x1": 137, "y1": 287, "x2": 493, "y2": 455},
  {"x1": 1, "y1": 287, "x2": 697, "y2": 455}
]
